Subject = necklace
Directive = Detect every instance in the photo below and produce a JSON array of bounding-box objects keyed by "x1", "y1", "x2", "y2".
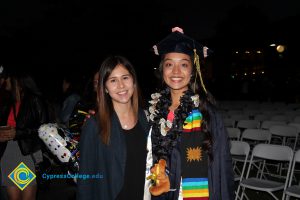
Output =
[{"x1": 148, "y1": 88, "x2": 199, "y2": 160}]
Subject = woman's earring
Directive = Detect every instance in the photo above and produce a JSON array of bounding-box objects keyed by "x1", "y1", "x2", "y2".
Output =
[{"x1": 105, "y1": 89, "x2": 109, "y2": 93}]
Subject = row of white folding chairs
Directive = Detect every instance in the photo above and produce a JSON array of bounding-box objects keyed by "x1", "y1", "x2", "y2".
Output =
[
  {"x1": 219, "y1": 101, "x2": 300, "y2": 111},
  {"x1": 231, "y1": 141, "x2": 300, "y2": 200},
  {"x1": 223, "y1": 117, "x2": 300, "y2": 129},
  {"x1": 227, "y1": 124, "x2": 299, "y2": 151}
]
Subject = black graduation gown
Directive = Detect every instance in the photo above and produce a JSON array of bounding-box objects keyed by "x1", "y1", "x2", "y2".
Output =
[{"x1": 151, "y1": 104, "x2": 234, "y2": 200}]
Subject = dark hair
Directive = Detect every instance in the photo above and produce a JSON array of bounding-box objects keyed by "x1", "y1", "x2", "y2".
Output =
[
  {"x1": 158, "y1": 54, "x2": 213, "y2": 160},
  {"x1": 9, "y1": 73, "x2": 42, "y2": 102},
  {"x1": 18, "y1": 74, "x2": 42, "y2": 96},
  {"x1": 97, "y1": 55, "x2": 140, "y2": 144}
]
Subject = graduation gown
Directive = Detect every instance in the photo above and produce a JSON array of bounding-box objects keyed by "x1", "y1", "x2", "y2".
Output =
[{"x1": 144, "y1": 104, "x2": 234, "y2": 200}]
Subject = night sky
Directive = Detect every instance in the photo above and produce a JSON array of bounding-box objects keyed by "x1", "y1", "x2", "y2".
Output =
[{"x1": 1, "y1": 0, "x2": 299, "y2": 100}]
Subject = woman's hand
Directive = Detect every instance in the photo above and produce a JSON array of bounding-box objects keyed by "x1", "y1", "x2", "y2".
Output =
[
  {"x1": 0, "y1": 126, "x2": 16, "y2": 142},
  {"x1": 147, "y1": 159, "x2": 170, "y2": 196},
  {"x1": 83, "y1": 109, "x2": 96, "y2": 122}
]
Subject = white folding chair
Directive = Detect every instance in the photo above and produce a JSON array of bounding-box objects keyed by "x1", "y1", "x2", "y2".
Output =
[
  {"x1": 227, "y1": 127, "x2": 241, "y2": 141},
  {"x1": 238, "y1": 144, "x2": 294, "y2": 200},
  {"x1": 230, "y1": 114, "x2": 250, "y2": 126},
  {"x1": 284, "y1": 149, "x2": 300, "y2": 199},
  {"x1": 236, "y1": 120, "x2": 260, "y2": 130},
  {"x1": 269, "y1": 125, "x2": 298, "y2": 151},
  {"x1": 240, "y1": 129, "x2": 271, "y2": 179},
  {"x1": 230, "y1": 141, "x2": 250, "y2": 200},
  {"x1": 270, "y1": 115, "x2": 290, "y2": 123},
  {"x1": 224, "y1": 117, "x2": 236, "y2": 128},
  {"x1": 254, "y1": 114, "x2": 270, "y2": 122},
  {"x1": 241, "y1": 128, "x2": 271, "y2": 148},
  {"x1": 261, "y1": 120, "x2": 287, "y2": 130},
  {"x1": 288, "y1": 122, "x2": 300, "y2": 150}
]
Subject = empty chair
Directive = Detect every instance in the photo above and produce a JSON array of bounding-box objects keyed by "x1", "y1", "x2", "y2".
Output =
[
  {"x1": 230, "y1": 114, "x2": 249, "y2": 122},
  {"x1": 284, "y1": 149, "x2": 300, "y2": 199},
  {"x1": 238, "y1": 144, "x2": 294, "y2": 200},
  {"x1": 236, "y1": 120, "x2": 260, "y2": 130},
  {"x1": 230, "y1": 114, "x2": 250, "y2": 127},
  {"x1": 287, "y1": 122, "x2": 300, "y2": 152},
  {"x1": 288, "y1": 122, "x2": 300, "y2": 134},
  {"x1": 241, "y1": 129, "x2": 271, "y2": 148},
  {"x1": 223, "y1": 117, "x2": 235, "y2": 128},
  {"x1": 243, "y1": 109, "x2": 260, "y2": 118},
  {"x1": 227, "y1": 127, "x2": 241, "y2": 141},
  {"x1": 254, "y1": 114, "x2": 270, "y2": 123},
  {"x1": 269, "y1": 125, "x2": 298, "y2": 151},
  {"x1": 238, "y1": 129, "x2": 271, "y2": 180},
  {"x1": 260, "y1": 120, "x2": 287, "y2": 130},
  {"x1": 284, "y1": 111, "x2": 300, "y2": 122},
  {"x1": 230, "y1": 141, "x2": 250, "y2": 200},
  {"x1": 270, "y1": 115, "x2": 290, "y2": 123}
]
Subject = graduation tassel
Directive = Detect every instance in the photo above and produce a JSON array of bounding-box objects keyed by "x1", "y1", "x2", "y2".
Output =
[{"x1": 193, "y1": 49, "x2": 207, "y2": 94}]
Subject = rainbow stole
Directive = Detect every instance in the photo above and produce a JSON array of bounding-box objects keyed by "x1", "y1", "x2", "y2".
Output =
[
  {"x1": 182, "y1": 178, "x2": 209, "y2": 200},
  {"x1": 182, "y1": 110, "x2": 209, "y2": 199},
  {"x1": 183, "y1": 109, "x2": 202, "y2": 132}
]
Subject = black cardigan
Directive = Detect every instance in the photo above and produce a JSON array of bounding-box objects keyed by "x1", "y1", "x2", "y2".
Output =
[{"x1": 76, "y1": 108, "x2": 149, "y2": 200}]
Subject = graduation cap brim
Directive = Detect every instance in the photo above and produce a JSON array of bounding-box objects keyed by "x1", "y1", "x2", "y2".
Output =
[{"x1": 153, "y1": 31, "x2": 212, "y2": 59}]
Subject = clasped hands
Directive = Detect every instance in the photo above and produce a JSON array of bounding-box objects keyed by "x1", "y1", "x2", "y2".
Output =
[{"x1": 146, "y1": 159, "x2": 170, "y2": 196}]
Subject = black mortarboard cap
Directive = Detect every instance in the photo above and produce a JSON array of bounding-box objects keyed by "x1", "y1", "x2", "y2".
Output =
[
  {"x1": 153, "y1": 27, "x2": 213, "y2": 95},
  {"x1": 153, "y1": 27, "x2": 212, "y2": 60}
]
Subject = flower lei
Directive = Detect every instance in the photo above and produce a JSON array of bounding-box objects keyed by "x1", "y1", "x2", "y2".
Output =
[{"x1": 148, "y1": 88, "x2": 200, "y2": 161}]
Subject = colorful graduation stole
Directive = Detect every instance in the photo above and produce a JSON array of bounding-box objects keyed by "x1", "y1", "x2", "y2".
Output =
[
  {"x1": 183, "y1": 109, "x2": 202, "y2": 132},
  {"x1": 181, "y1": 109, "x2": 209, "y2": 200},
  {"x1": 182, "y1": 178, "x2": 209, "y2": 200}
]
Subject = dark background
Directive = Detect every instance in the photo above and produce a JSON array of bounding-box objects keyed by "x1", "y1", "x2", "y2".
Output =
[{"x1": 1, "y1": 0, "x2": 299, "y2": 102}]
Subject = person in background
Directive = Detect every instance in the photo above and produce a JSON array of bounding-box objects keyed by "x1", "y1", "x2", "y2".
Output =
[
  {"x1": 59, "y1": 75, "x2": 81, "y2": 127},
  {"x1": 77, "y1": 55, "x2": 149, "y2": 200},
  {"x1": 68, "y1": 70, "x2": 99, "y2": 136},
  {"x1": 0, "y1": 66, "x2": 12, "y2": 158},
  {"x1": 65, "y1": 70, "x2": 100, "y2": 175},
  {"x1": 93, "y1": 71, "x2": 100, "y2": 92},
  {"x1": 144, "y1": 27, "x2": 234, "y2": 200},
  {"x1": 0, "y1": 65, "x2": 11, "y2": 200},
  {"x1": 0, "y1": 72, "x2": 48, "y2": 200}
]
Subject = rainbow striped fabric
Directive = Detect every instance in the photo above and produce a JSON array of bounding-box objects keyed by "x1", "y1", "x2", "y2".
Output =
[
  {"x1": 183, "y1": 110, "x2": 202, "y2": 132},
  {"x1": 182, "y1": 178, "x2": 209, "y2": 200}
]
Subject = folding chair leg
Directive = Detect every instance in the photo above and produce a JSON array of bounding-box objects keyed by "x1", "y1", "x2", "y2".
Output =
[
  {"x1": 240, "y1": 190, "x2": 250, "y2": 200},
  {"x1": 285, "y1": 194, "x2": 290, "y2": 200},
  {"x1": 240, "y1": 187, "x2": 246, "y2": 200},
  {"x1": 268, "y1": 191, "x2": 279, "y2": 200}
]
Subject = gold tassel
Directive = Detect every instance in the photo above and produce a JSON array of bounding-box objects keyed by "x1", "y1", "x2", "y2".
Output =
[{"x1": 193, "y1": 49, "x2": 207, "y2": 94}]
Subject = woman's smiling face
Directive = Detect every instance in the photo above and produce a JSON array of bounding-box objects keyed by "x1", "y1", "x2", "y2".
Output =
[{"x1": 162, "y1": 52, "x2": 192, "y2": 93}]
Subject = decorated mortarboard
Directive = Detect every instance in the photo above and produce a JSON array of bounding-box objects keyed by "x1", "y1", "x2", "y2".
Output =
[
  {"x1": 153, "y1": 27, "x2": 211, "y2": 60},
  {"x1": 153, "y1": 27, "x2": 211, "y2": 94}
]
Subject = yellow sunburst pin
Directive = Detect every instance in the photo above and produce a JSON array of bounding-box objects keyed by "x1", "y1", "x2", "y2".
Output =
[{"x1": 186, "y1": 147, "x2": 202, "y2": 162}]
